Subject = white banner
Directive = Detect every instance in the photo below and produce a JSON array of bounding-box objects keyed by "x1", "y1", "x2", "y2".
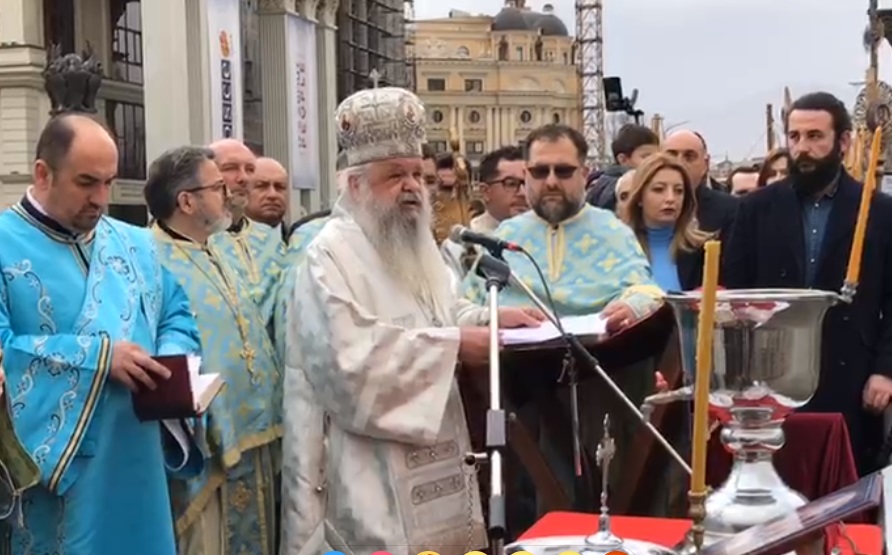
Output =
[
  {"x1": 207, "y1": 0, "x2": 243, "y2": 141},
  {"x1": 286, "y1": 13, "x2": 320, "y2": 190}
]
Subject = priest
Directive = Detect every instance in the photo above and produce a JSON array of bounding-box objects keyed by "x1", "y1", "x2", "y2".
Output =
[
  {"x1": 280, "y1": 85, "x2": 542, "y2": 555},
  {"x1": 144, "y1": 145, "x2": 282, "y2": 554}
]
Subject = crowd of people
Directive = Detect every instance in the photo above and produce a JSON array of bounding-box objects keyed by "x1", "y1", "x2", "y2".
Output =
[{"x1": 0, "y1": 81, "x2": 890, "y2": 555}]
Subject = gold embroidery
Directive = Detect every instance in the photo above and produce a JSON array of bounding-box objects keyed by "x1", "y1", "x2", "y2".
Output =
[{"x1": 229, "y1": 481, "x2": 252, "y2": 512}]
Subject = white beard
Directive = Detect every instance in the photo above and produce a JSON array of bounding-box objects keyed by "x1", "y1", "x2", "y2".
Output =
[{"x1": 347, "y1": 179, "x2": 453, "y2": 316}]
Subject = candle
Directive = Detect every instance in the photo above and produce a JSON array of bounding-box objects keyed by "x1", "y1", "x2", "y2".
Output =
[
  {"x1": 691, "y1": 240, "x2": 720, "y2": 494},
  {"x1": 844, "y1": 126, "x2": 883, "y2": 286}
]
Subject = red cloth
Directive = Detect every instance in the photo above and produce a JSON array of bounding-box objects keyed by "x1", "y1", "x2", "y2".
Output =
[
  {"x1": 519, "y1": 512, "x2": 882, "y2": 555},
  {"x1": 707, "y1": 413, "x2": 859, "y2": 506}
]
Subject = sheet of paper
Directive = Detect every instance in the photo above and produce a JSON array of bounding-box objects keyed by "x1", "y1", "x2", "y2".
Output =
[{"x1": 501, "y1": 313, "x2": 606, "y2": 345}]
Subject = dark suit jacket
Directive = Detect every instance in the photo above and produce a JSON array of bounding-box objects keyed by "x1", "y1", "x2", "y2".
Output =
[
  {"x1": 722, "y1": 171, "x2": 892, "y2": 474},
  {"x1": 287, "y1": 209, "x2": 331, "y2": 241},
  {"x1": 696, "y1": 183, "x2": 739, "y2": 241},
  {"x1": 676, "y1": 248, "x2": 705, "y2": 291}
]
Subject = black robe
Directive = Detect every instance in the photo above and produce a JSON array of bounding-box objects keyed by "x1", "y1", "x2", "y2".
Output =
[{"x1": 722, "y1": 171, "x2": 892, "y2": 475}]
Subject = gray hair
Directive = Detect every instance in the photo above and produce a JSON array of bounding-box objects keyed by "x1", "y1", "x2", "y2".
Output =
[{"x1": 144, "y1": 146, "x2": 216, "y2": 221}]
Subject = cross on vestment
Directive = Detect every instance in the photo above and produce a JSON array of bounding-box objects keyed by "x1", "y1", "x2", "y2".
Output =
[
  {"x1": 236, "y1": 315, "x2": 257, "y2": 373},
  {"x1": 369, "y1": 69, "x2": 381, "y2": 88}
]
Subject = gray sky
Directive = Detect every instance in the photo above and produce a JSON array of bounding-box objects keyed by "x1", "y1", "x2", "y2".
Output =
[{"x1": 414, "y1": 0, "x2": 883, "y2": 160}]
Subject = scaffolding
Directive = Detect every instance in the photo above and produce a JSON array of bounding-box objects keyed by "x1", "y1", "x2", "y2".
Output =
[
  {"x1": 575, "y1": 0, "x2": 606, "y2": 166},
  {"x1": 336, "y1": 0, "x2": 410, "y2": 99}
]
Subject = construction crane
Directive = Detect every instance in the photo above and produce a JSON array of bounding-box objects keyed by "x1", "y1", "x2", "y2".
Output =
[{"x1": 575, "y1": 0, "x2": 606, "y2": 167}]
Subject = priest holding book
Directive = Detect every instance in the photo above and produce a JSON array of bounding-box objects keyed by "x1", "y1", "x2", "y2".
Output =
[
  {"x1": 0, "y1": 114, "x2": 203, "y2": 554},
  {"x1": 144, "y1": 145, "x2": 283, "y2": 555}
]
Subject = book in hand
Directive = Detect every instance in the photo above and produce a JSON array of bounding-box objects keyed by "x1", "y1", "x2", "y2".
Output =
[{"x1": 132, "y1": 354, "x2": 224, "y2": 422}]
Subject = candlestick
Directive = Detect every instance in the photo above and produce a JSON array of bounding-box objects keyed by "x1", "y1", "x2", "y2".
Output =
[
  {"x1": 689, "y1": 239, "x2": 720, "y2": 552},
  {"x1": 843, "y1": 126, "x2": 882, "y2": 298}
]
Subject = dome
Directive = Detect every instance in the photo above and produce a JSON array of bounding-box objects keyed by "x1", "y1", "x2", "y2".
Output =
[
  {"x1": 492, "y1": 7, "x2": 530, "y2": 31},
  {"x1": 529, "y1": 13, "x2": 568, "y2": 36}
]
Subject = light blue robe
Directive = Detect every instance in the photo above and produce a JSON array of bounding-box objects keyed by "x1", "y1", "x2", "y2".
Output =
[
  {"x1": 211, "y1": 218, "x2": 285, "y2": 329},
  {"x1": 462, "y1": 204, "x2": 663, "y2": 316},
  {"x1": 0, "y1": 206, "x2": 202, "y2": 555},
  {"x1": 273, "y1": 216, "x2": 329, "y2": 365},
  {"x1": 152, "y1": 226, "x2": 282, "y2": 554}
]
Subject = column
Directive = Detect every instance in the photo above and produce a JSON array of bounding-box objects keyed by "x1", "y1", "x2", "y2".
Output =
[
  {"x1": 141, "y1": 0, "x2": 214, "y2": 164},
  {"x1": 485, "y1": 105, "x2": 494, "y2": 151},
  {"x1": 315, "y1": 0, "x2": 339, "y2": 210},
  {"x1": 0, "y1": 0, "x2": 49, "y2": 206}
]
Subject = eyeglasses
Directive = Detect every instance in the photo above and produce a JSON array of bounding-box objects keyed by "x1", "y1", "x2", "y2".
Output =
[
  {"x1": 184, "y1": 182, "x2": 229, "y2": 195},
  {"x1": 526, "y1": 164, "x2": 579, "y2": 180},
  {"x1": 488, "y1": 177, "x2": 525, "y2": 192}
]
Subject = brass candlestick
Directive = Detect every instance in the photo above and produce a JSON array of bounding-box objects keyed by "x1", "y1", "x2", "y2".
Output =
[{"x1": 688, "y1": 489, "x2": 707, "y2": 553}]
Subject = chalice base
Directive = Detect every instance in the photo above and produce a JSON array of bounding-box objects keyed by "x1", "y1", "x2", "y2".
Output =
[
  {"x1": 506, "y1": 535, "x2": 679, "y2": 555},
  {"x1": 673, "y1": 458, "x2": 806, "y2": 554}
]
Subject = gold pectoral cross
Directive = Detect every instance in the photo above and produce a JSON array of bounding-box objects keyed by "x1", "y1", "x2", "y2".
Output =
[{"x1": 241, "y1": 344, "x2": 256, "y2": 375}]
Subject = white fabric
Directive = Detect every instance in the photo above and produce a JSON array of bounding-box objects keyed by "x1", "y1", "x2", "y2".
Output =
[{"x1": 281, "y1": 208, "x2": 487, "y2": 555}]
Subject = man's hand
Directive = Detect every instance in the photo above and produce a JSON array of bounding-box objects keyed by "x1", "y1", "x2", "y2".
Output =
[
  {"x1": 458, "y1": 327, "x2": 491, "y2": 368},
  {"x1": 602, "y1": 301, "x2": 637, "y2": 334},
  {"x1": 110, "y1": 341, "x2": 172, "y2": 392},
  {"x1": 863, "y1": 374, "x2": 892, "y2": 413},
  {"x1": 498, "y1": 307, "x2": 545, "y2": 329}
]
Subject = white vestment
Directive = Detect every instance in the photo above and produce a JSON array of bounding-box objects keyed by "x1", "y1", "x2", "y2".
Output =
[{"x1": 281, "y1": 206, "x2": 487, "y2": 555}]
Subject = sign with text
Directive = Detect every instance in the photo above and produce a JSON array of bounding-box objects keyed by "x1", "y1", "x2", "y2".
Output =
[
  {"x1": 207, "y1": 0, "x2": 243, "y2": 141},
  {"x1": 285, "y1": 13, "x2": 320, "y2": 190}
]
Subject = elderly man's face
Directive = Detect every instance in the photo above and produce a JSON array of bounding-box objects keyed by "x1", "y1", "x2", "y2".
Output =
[
  {"x1": 359, "y1": 157, "x2": 428, "y2": 223},
  {"x1": 664, "y1": 133, "x2": 709, "y2": 186}
]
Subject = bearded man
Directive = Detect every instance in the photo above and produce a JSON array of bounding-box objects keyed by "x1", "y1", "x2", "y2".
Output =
[
  {"x1": 723, "y1": 91, "x2": 892, "y2": 476},
  {"x1": 145, "y1": 146, "x2": 281, "y2": 554},
  {"x1": 280, "y1": 86, "x2": 543, "y2": 555},
  {"x1": 461, "y1": 123, "x2": 663, "y2": 520}
]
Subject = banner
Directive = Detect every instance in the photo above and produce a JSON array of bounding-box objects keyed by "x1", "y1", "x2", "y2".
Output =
[
  {"x1": 206, "y1": 0, "x2": 243, "y2": 140},
  {"x1": 285, "y1": 13, "x2": 320, "y2": 190}
]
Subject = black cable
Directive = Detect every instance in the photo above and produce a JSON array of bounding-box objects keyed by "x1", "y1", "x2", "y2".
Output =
[{"x1": 518, "y1": 247, "x2": 566, "y2": 336}]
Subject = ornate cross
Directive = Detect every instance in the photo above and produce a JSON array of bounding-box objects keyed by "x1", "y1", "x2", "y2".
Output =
[
  {"x1": 596, "y1": 414, "x2": 616, "y2": 518},
  {"x1": 369, "y1": 69, "x2": 381, "y2": 89}
]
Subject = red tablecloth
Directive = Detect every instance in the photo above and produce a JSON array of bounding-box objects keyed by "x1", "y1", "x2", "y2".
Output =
[
  {"x1": 707, "y1": 413, "x2": 859, "y2": 503},
  {"x1": 519, "y1": 512, "x2": 882, "y2": 554}
]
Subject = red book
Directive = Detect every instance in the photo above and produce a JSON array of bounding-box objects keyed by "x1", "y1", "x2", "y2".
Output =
[{"x1": 131, "y1": 355, "x2": 223, "y2": 421}]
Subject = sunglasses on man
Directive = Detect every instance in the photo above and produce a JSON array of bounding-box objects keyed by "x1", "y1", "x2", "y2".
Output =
[{"x1": 526, "y1": 164, "x2": 579, "y2": 180}]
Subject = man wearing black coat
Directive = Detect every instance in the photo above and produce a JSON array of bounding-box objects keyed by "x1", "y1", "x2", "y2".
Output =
[{"x1": 722, "y1": 91, "x2": 892, "y2": 475}]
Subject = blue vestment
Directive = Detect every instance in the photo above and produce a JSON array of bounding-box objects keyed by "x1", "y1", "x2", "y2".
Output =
[
  {"x1": 0, "y1": 203, "x2": 202, "y2": 555},
  {"x1": 211, "y1": 218, "x2": 285, "y2": 329},
  {"x1": 273, "y1": 216, "x2": 328, "y2": 365},
  {"x1": 462, "y1": 205, "x2": 663, "y2": 316},
  {"x1": 153, "y1": 225, "x2": 282, "y2": 554}
]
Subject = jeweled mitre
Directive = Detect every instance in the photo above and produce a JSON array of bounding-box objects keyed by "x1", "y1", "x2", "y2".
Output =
[{"x1": 335, "y1": 87, "x2": 427, "y2": 167}]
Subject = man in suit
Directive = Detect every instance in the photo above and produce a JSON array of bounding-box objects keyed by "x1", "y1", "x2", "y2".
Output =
[
  {"x1": 723, "y1": 91, "x2": 892, "y2": 475},
  {"x1": 663, "y1": 130, "x2": 739, "y2": 239}
]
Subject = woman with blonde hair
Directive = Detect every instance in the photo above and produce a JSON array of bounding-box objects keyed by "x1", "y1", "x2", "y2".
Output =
[{"x1": 620, "y1": 153, "x2": 713, "y2": 291}]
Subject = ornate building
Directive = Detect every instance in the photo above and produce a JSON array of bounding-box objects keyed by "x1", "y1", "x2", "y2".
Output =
[
  {"x1": 412, "y1": 0, "x2": 580, "y2": 167},
  {"x1": 0, "y1": 0, "x2": 340, "y2": 222}
]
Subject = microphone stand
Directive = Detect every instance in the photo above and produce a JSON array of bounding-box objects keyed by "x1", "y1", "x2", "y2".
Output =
[
  {"x1": 508, "y1": 272, "x2": 692, "y2": 475},
  {"x1": 465, "y1": 251, "x2": 511, "y2": 555}
]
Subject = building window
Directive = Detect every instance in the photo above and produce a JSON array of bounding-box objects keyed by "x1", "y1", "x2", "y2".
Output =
[
  {"x1": 468, "y1": 110, "x2": 481, "y2": 124},
  {"x1": 465, "y1": 141, "x2": 485, "y2": 154},
  {"x1": 520, "y1": 110, "x2": 533, "y2": 124},
  {"x1": 516, "y1": 47, "x2": 523, "y2": 61},
  {"x1": 110, "y1": 0, "x2": 144, "y2": 84},
  {"x1": 430, "y1": 141, "x2": 448, "y2": 153},
  {"x1": 106, "y1": 100, "x2": 147, "y2": 180},
  {"x1": 432, "y1": 110, "x2": 444, "y2": 123},
  {"x1": 464, "y1": 79, "x2": 483, "y2": 93},
  {"x1": 457, "y1": 46, "x2": 470, "y2": 57},
  {"x1": 553, "y1": 113, "x2": 561, "y2": 123},
  {"x1": 109, "y1": 205, "x2": 148, "y2": 226},
  {"x1": 44, "y1": 0, "x2": 75, "y2": 54},
  {"x1": 427, "y1": 78, "x2": 446, "y2": 91}
]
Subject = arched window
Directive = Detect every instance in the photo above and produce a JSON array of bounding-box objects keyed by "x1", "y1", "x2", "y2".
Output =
[{"x1": 456, "y1": 46, "x2": 470, "y2": 57}]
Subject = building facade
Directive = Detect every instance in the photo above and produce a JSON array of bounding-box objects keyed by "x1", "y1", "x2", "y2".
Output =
[
  {"x1": 0, "y1": 0, "x2": 341, "y2": 222},
  {"x1": 412, "y1": 0, "x2": 580, "y2": 167}
]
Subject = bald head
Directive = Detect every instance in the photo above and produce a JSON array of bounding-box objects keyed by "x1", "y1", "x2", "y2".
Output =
[
  {"x1": 663, "y1": 130, "x2": 709, "y2": 186},
  {"x1": 248, "y1": 157, "x2": 289, "y2": 226},
  {"x1": 207, "y1": 139, "x2": 255, "y2": 221},
  {"x1": 33, "y1": 113, "x2": 118, "y2": 233}
]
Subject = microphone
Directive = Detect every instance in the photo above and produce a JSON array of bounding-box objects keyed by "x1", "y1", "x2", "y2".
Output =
[{"x1": 449, "y1": 224, "x2": 521, "y2": 255}]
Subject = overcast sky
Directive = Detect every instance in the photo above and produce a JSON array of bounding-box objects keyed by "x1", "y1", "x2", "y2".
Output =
[{"x1": 414, "y1": 0, "x2": 887, "y2": 160}]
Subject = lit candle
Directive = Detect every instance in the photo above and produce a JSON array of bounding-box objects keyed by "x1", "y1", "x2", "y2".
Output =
[
  {"x1": 844, "y1": 126, "x2": 883, "y2": 287},
  {"x1": 691, "y1": 240, "x2": 720, "y2": 494}
]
